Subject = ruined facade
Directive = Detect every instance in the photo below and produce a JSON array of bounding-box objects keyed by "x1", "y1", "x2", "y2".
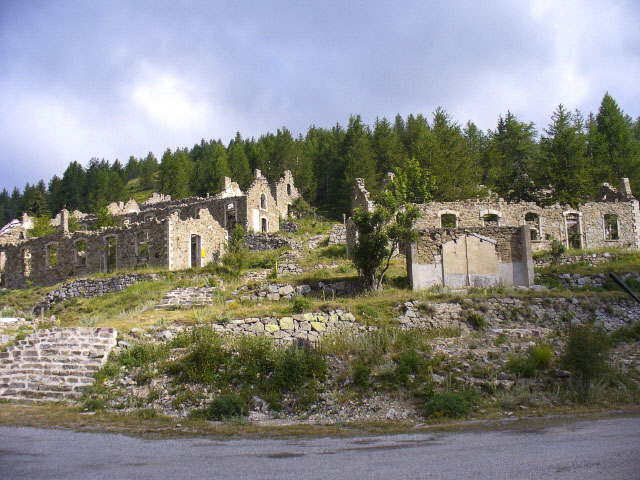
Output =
[
  {"x1": 0, "y1": 208, "x2": 227, "y2": 289},
  {"x1": 0, "y1": 170, "x2": 299, "y2": 289},
  {"x1": 350, "y1": 177, "x2": 640, "y2": 252},
  {"x1": 407, "y1": 226, "x2": 534, "y2": 289}
]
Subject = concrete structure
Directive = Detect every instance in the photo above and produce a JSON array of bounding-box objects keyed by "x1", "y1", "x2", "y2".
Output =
[
  {"x1": 0, "y1": 170, "x2": 300, "y2": 289},
  {"x1": 407, "y1": 226, "x2": 534, "y2": 289}
]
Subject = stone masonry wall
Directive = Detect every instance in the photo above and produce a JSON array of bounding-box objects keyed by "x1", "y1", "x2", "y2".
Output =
[
  {"x1": 270, "y1": 170, "x2": 300, "y2": 219},
  {"x1": 328, "y1": 224, "x2": 347, "y2": 245},
  {"x1": 3, "y1": 208, "x2": 225, "y2": 288},
  {"x1": 414, "y1": 199, "x2": 639, "y2": 251},
  {"x1": 167, "y1": 209, "x2": 227, "y2": 270},
  {"x1": 33, "y1": 274, "x2": 161, "y2": 315},
  {"x1": 245, "y1": 175, "x2": 280, "y2": 233},
  {"x1": 412, "y1": 227, "x2": 525, "y2": 264}
]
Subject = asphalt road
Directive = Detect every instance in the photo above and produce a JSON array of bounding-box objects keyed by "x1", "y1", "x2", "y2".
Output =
[{"x1": 1, "y1": 417, "x2": 639, "y2": 479}]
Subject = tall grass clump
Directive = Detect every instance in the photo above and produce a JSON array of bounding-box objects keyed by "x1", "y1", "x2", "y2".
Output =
[
  {"x1": 507, "y1": 343, "x2": 554, "y2": 378},
  {"x1": 561, "y1": 324, "x2": 610, "y2": 394}
]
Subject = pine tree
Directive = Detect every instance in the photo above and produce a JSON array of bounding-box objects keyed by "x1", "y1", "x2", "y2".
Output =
[
  {"x1": 540, "y1": 105, "x2": 590, "y2": 204},
  {"x1": 228, "y1": 133, "x2": 252, "y2": 189},
  {"x1": 342, "y1": 115, "x2": 377, "y2": 213},
  {"x1": 592, "y1": 93, "x2": 640, "y2": 191},
  {"x1": 415, "y1": 108, "x2": 479, "y2": 200},
  {"x1": 372, "y1": 116, "x2": 406, "y2": 180},
  {"x1": 160, "y1": 148, "x2": 193, "y2": 199},
  {"x1": 486, "y1": 112, "x2": 540, "y2": 202}
]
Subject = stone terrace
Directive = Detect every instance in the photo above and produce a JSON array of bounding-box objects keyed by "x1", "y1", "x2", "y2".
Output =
[{"x1": 0, "y1": 327, "x2": 117, "y2": 402}]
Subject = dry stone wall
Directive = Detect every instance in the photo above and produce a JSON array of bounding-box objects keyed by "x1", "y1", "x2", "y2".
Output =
[
  {"x1": 328, "y1": 224, "x2": 347, "y2": 245},
  {"x1": 33, "y1": 274, "x2": 160, "y2": 315}
]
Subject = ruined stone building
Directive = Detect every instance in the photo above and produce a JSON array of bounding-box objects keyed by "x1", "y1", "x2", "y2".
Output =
[
  {"x1": 0, "y1": 170, "x2": 299, "y2": 289},
  {"x1": 348, "y1": 177, "x2": 639, "y2": 290}
]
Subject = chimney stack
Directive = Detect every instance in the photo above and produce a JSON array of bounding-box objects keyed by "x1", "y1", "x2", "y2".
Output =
[{"x1": 254, "y1": 169, "x2": 261, "y2": 179}]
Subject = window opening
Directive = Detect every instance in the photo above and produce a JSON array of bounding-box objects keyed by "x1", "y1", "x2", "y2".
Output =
[
  {"x1": 75, "y1": 240, "x2": 87, "y2": 266},
  {"x1": 261, "y1": 218, "x2": 268, "y2": 233},
  {"x1": 136, "y1": 231, "x2": 150, "y2": 264},
  {"x1": 565, "y1": 213, "x2": 582, "y2": 249},
  {"x1": 47, "y1": 243, "x2": 58, "y2": 268},
  {"x1": 105, "y1": 236, "x2": 117, "y2": 273},
  {"x1": 440, "y1": 213, "x2": 457, "y2": 228},
  {"x1": 0, "y1": 250, "x2": 6, "y2": 287},
  {"x1": 226, "y1": 203, "x2": 237, "y2": 229},
  {"x1": 260, "y1": 194, "x2": 267, "y2": 210},
  {"x1": 190, "y1": 234, "x2": 202, "y2": 268},
  {"x1": 604, "y1": 214, "x2": 619, "y2": 240},
  {"x1": 482, "y1": 213, "x2": 499, "y2": 226},
  {"x1": 525, "y1": 212, "x2": 540, "y2": 241},
  {"x1": 287, "y1": 184, "x2": 291, "y2": 196}
]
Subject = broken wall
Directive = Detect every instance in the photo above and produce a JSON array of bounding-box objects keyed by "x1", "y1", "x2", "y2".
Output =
[
  {"x1": 270, "y1": 170, "x2": 300, "y2": 219},
  {"x1": 407, "y1": 226, "x2": 534, "y2": 290}
]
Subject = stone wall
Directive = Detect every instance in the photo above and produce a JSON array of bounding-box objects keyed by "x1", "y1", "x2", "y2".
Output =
[
  {"x1": 414, "y1": 197, "x2": 639, "y2": 252},
  {"x1": 0, "y1": 327, "x2": 117, "y2": 401},
  {"x1": 245, "y1": 173, "x2": 280, "y2": 233},
  {"x1": 33, "y1": 274, "x2": 160, "y2": 315},
  {"x1": 352, "y1": 178, "x2": 374, "y2": 213},
  {"x1": 167, "y1": 209, "x2": 227, "y2": 270},
  {"x1": 328, "y1": 224, "x2": 347, "y2": 245},
  {"x1": 205, "y1": 310, "x2": 363, "y2": 344},
  {"x1": 546, "y1": 271, "x2": 640, "y2": 289},
  {"x1": 270, "y1": 170, "x2": 300, "y2": 219},
  {"x1": 350, "y1": 177, "x2": 640, "y2": 252},
  {"x1": 2, "y1": 208, "x2": 226, "y2": 289},
  {"x1": 244, "y1": 233, "x2": 291, "y2": 251},
  {"x1": 407, "y1": 226, "x2": 534, "y2": 290}
]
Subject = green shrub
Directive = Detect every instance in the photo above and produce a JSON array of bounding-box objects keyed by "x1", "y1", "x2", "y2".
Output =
[
  {"x1": 561, "y1": 324, "x2": 610, "y2": 390},
  {"x1": 493, "y1": 334, "x2": 507, "y2": 346},
  {"x1": 551, "y1": 239, "x2": 566, "y2": 263},
  {"x1": 351, "y1": 362, "x2": 372, "y2": 391},
  {"x1": 609, "y1": 322, "x2": 640, "y2": 346},
  {"x1": 83, "y1": 398, "x2": 107, "y2": 411},
  {"x1": 119, "y1": 342, "x2": 168, "y2": 369},
  {"x1": 207, "y1": 394, "x2": 248, "y2": 420},
  {"x1": 166, "y1": 333, "x2": 230, "y2": 384},
  {"x1": 421, "y1": 389, "x2": 475, "y2": 419},
  {"x1": 467, "y1": 312, "x2": 486, "y2": 330},
  {"x1": 394, "y1": 350, "x2": 426, "y2": 385},
  {"x1": 137, "y1": 408, "x2": 158, "y2": 419},
  {"x1": 271, "y1": 345, "x2": 327, "y2": 393},
  {"x1": 507, "y1": 343, "x2": 554, "y2": 377},
  {"x1": 529, "y1": 343, "x2": 554, "y2": 369},
  {"x1": 292, "y1": 296, "x2": 313, "y2": 313}
]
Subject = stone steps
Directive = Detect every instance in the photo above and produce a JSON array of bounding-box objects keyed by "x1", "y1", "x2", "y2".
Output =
[{"x1": 0, "y1": 327, "x2": 117, "y2": 403}]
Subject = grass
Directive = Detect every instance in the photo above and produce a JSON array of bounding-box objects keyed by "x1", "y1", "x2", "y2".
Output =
[
  {"x1": 123, "y1": 177, "x2": 155, "y2": 205},
  {"x1": 535, "y1": 250, "x2": 640, "y2": 276},
  {"x1": 55, "y1": 279, "x2": 177, "y2": 330}
]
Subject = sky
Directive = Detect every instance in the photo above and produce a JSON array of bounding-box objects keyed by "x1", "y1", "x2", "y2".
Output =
[{"x1": 1, "y1": 0, "x2": 639, "y2": 192}]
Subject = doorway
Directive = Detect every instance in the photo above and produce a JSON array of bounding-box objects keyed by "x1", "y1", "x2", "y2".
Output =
[
  {"x1": 190, "y1": 234, "x2": 202, "y2": 268},
  {"x1": 105, "y1": 236, "x2": 117, "y2": 273}
]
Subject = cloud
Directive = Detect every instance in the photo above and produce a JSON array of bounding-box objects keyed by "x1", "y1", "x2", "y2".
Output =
[{"x1": 0, "y1": 0, "x2": 639, "y2": 192}]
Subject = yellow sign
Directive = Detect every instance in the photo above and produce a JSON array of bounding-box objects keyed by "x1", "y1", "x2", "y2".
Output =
[{"x1": 201, "y1": 249, "x2": 206, "y2": 258}]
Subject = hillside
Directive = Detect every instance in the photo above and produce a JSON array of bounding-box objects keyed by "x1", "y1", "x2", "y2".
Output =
[{"x1": 1, "y1": 219, "x2": 639, "y2": 434}]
